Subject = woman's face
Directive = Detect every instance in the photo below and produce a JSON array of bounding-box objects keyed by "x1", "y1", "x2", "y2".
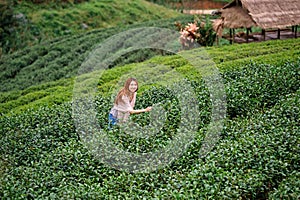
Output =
[{"x1": 128, "y1": 80, "x2": 138, "y2": 93}]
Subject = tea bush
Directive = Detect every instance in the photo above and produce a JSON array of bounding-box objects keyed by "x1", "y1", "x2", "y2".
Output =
[
  {"x1": 0, "y1": 78, "x2": 73, "y2": 115},
  {"x1": 1, "y1": 44, "x2": 299, "y2": 119},
  {"x1": 0, "y1": 88, "x2": 298, "y2": 199},
  {"x1": 269, "y1": 171, "x2": 300, "y2": 199},
  {"x1": 1, "y1": 35, "x2": 299, "y2": 199},
  {"x1": 223, "y1": 59, "x2": 300, "y2": 118}
]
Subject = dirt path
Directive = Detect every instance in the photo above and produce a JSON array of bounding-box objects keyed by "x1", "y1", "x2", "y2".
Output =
[{"x1": 182, "y1": 9, "x2": 217, "y2": 15}]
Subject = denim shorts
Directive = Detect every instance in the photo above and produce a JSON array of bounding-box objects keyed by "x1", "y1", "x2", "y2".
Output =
[{"x1": 108, "y1": 113, "x2": 117, "y2": 129}]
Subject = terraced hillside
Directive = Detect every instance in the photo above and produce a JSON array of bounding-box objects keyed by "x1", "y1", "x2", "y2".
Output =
[
  {"x1": 1, "y1": 0, "x2": 183, "y2": 54},
  {"x1": 0, "y1": 23, "x2": 299, "y2": 199},
  {"x1": 1, "y1": 36, "x2": 299, "y2": 115},
  {"x1": 16, "y1": 0, "x2": 182, "y2": 37}
]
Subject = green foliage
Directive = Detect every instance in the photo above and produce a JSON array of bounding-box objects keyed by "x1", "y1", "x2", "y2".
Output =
[
  {"x1": 207, "y1": 38, "x2": 300, "y2": 67},
  {"x1": 1, "y1": 29, "x2": 300, "y2": 199},
  {"x1": 0, "y1": 87, "x2": 298, "y2": 199},
  {"x1": 269, "y1": 172, "x2": 300, "y2": 199},
  {"x1": 1, "y1": 0, "x2": 182, "y2": 54},
  {"x1": 0, "y1": 0, "x2": 18, "y2": 54},
  {"x1": 0, "y1": 78, "x2": 73, "y2": 115},
  {"x1": 25, "y1": 0, "x2": 89, "y2": 4},
  {"x1": 0, "y1": 15, "x2": 193, "y2": 92},
  {"x1": 176, "y1": 15, "x2": 216, "y2": 48},
  {"x1": 195, "y1": 15, "x2": 217, "y2": 46},
  {"x1": 223, "y1": 60, "x2": 300, "y2": 118}
]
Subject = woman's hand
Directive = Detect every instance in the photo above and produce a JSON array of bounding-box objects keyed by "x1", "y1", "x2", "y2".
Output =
[
  {"x1": 130, "y1": 106, "x2": 152, "y2": 114},
  {"x1": 145, "y1": 106, "x2": 152, "y2": 112}
]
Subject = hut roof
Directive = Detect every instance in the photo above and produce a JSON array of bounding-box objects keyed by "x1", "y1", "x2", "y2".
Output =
[
  {"x1": 219, "y1": 5, "x2": 256, "y2": 29},
  {"x1": 217, "y1": 0, "x2": 300, "y2": 29}
]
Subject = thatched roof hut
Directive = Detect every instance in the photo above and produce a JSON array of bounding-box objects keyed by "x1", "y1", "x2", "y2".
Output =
[{"x1": 214, "y1": 0, "x2": 300, "y2": 37}]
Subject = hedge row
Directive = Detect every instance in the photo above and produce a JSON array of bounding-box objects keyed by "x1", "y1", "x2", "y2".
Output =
[
  {"x1": 1, "y1": 25, "x2": 299, "y2": 93},
  {"x1": 0, "y1": 15, "x2": 194, "y2": 92},
  {"x1": 0, "y1": 78, "x2": 73, "y2": 115},
  {"x1": 1, "y1": 50, "x2": 299, "y2": 120},
  {"x1": 0, "y1": 88, "x2": 298, "y2": 199}
]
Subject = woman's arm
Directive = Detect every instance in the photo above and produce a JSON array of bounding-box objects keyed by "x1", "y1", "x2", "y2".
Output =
[
  {"x1": 119, "y1": 94, "x2": 152, "y2": 114},
  {"x1": 129, "y1": 106, "x2": 152, "y2": 114}
]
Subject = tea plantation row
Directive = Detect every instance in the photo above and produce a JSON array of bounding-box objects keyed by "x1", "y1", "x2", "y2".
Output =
[
  {"x1": 0, "y1": 15, "x2": 194, "y2": 92},
  {"x1": 1, "y1": 20, "x2": 299, "y2": 93},
  {"x1": 1, "y1": 39, "x2": 299, "y2": 198},
  {"x1": 0, "y1": 78, "x2": 299, "y2": 199},
  {"x1": 0, "y1": 38, "x2": 300, "y2": 114}
]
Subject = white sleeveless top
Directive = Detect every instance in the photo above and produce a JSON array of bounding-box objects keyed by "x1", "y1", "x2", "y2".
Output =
[{"x1": 110, "y1": 92, "x2": 136, "y2": 122}]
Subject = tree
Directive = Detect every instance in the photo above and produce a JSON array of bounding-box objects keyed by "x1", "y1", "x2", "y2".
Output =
[{"x1": 0, "y1": 0, "x2": 17, "y2": 55}]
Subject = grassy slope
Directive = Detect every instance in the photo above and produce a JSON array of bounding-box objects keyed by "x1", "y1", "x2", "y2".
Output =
[
  {"x1": 15, "y1": 0, "x2": 182, "y2": 39},
  {"x1": 1, "y1": 38, "x2": 299, "y2": 115},
  {"x1": 0, "y1": 14, "x2": 193, "y2": 92}
]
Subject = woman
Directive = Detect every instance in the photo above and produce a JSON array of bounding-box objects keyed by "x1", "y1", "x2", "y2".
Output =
[{"x1": 109, "y1": 78, "x2": 152, "y2": 127}]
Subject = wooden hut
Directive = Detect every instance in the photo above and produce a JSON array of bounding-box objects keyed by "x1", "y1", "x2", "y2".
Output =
[{"x1": 213, "y1": 0, "x2": 300, "y2": 43}]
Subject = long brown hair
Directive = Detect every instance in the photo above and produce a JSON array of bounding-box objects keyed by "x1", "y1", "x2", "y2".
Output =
[{"x1": 115, "y1": 78, "x2": 138, "y2": 105}]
